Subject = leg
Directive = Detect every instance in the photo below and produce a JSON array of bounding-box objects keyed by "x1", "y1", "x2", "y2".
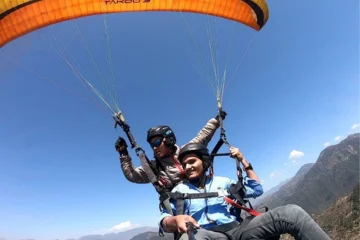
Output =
[
  {"x1": 228, "y1": 204, "x2": 330, "y2": 240},
  {"x1": 179, "y1": 228, "x2": 229, "y2": 240}
]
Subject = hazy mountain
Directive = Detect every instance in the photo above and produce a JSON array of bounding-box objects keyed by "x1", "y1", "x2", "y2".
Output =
[
  {"x1": 250, "y1": 178, "x2": 291, "y2": 206},
  {"x1": 253, "y1": 163, "x2": 314, "y2": 208},
  {"x1": 257, "y1": 133, "x2": 359, "y2": 214},
  {"x1": 73, "y1": 227, "x2": 158, "y2": 240}
]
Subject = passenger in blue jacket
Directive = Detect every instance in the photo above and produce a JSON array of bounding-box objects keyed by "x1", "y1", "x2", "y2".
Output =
[{"x1": 159, "y1": 143, "x2": 330, "y2": 240}]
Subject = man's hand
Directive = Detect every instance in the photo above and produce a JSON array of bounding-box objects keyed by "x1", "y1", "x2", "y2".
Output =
[
  {"x1": 174, "y1": 215, "x2": 200, "y2": 233},
  {"x1": 115, "y1": 137, "x2": 129, "y2": 156},
  {"x1": 230, "y1": 146, "x2": 260, "y2": 182},
  {"x1": 215, "y1": 110, "x2": 227, "y2": 121},
  {"x1": 229, "y1": 146, "x2": 244, "y2": 162}
]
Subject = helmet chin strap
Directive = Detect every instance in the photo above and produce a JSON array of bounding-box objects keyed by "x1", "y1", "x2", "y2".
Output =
[
  {"x1": 165, "y1": 147, "x2": 174, "y2": 157},
  {"x1": 165, "y1": 142, "x2": 178, "y2": 157},
  {"x1": 188, "y1": 167, "x2": 208, "y2": 188},
  {"x1": 155, "y1": 145, "x2": 175, "y2": 160}
]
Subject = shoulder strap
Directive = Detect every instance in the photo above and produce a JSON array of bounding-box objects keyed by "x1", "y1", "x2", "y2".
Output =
[
  {"x1": 137, "y1": 151, "x2": 160, "y2": 187},
  {"x1": 168, "y1": 192, "x2": 220, "y2": 200},
  {"x1": 137, "y1": 152, "x2": 174, "y2": 216}
]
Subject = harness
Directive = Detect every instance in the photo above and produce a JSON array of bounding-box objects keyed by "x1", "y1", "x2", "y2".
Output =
[
  {"x1": 163, "y1": 180, "x2": 261, "y2": 216},
  {"x1": 113, "y1": 110, "x2": 270, "y2": 240},
  {"x1": 113, "y1": 112, "x2": 175, "y2": 214},
  {"x1": 156, "y1": 105, "x2": 266, "y2": 239},
  {"x1": 158, "y1": 176, "x2": 264, "y2": 240},
  {"x1": 209, "y1": 105, "x2": 259, "y2": 219}
]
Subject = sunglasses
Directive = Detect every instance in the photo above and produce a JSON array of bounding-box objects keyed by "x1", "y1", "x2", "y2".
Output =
[{"x1": 150, "y1": 139, "x2": 163, "y2": 148}]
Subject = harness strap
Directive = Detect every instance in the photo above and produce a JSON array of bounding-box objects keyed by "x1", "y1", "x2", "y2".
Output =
[
  {"x1": 228, "y1": 182, "x2": 246, "y2": 206},
  {"x1": 176, "y1": 199, "x2": 184, "y2": 216},
  {"x1": 138, "y1": 151, "x2": 158, "y2": 185},
  {"x1": 168, "y1": 192, "x2": 219, "y2": 200},
  {"x1": 210, "y1": 138, "x2": 225, "y2": 162},
  {"x1": 137, "y1": 152, "x2": 174, "y2": 216},
  {"x1": 160, "y1": 194, "x2": 174, "y2": 216},
  {"x1": 166, "y1": 190, "x2": 261, "y2": 216},
  {"x1": 224, "y1": 197, "x2": 262, "y2": 217}
]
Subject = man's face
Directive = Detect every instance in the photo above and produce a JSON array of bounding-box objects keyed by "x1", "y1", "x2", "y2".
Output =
[
  {"x1": 149, "y1": 136, "x2": 171, "y2": 159},
  {"x1": 182, "y1": 153, "x2": 204, "y2": 179}
]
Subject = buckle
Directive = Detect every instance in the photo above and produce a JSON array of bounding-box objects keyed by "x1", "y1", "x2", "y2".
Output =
[{"x1": 217, "y1": 189, "x2": 229, "y2": 197}]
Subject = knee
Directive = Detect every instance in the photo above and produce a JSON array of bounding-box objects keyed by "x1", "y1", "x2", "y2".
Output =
[
  {"x1": 284, "y1": 204, "x2": 305, "y2": 212},
  {"x1": 282, "y1": 204, "x2": 311, "y2": 220}
]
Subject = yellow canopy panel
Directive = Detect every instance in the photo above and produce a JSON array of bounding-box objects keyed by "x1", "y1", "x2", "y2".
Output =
[{"x1": 0, "y1": 0, "x2": 269, "y2": 48}]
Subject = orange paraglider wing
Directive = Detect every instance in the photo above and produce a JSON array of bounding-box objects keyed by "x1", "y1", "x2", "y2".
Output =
[{"x1": 0, "y1": 0, "x2": 269, "y2": 48}]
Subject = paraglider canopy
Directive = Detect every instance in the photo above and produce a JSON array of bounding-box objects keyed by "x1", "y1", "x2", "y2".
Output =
[{"x1": 0, "y1": 0, "x2": 269, "y2": 48}]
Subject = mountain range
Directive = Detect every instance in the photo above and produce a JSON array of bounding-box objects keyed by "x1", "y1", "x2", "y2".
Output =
[
  {"x1": 66, "y1": 227, "x2": 158, "y2": 240},
  {"x1": 253, "y1": 133, "x2": 359, "y2": 214}
]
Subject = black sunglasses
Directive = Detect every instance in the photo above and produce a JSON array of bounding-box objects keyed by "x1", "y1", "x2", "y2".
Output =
[{"x1": 150, "y1": 139, "x2": 162, "y2": 148}]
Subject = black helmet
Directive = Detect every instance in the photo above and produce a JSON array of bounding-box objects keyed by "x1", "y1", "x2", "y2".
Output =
[
  {"x1": 146, "y1": 125, "x2": 176, "y2": 146},
  {"x1": 178, "y1": 143, "x2": 211, "y2": 170}
]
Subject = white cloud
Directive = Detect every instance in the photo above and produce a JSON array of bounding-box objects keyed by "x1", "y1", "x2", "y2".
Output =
[
  {"x1": 334, "y1": 136, "x2": 342, "y2": 142},
  {"x1": 92, "y1": 221, "x2": 141, "y2": 235},
  {"x1": 324, "y1": 142, "x2": 330, "y2": 147},
  {"x1": 289, "y1": 150, "x2": 304, "y2": 160},
  {"x1": 109, "y1": 221, "x2": 139, "y2": 233},
  {"x1": 352, "y1": 123, "x2": 360, "y2": 130},
  {"x1": 269, "y1": 171, "x2": 283, "y2": 180}
]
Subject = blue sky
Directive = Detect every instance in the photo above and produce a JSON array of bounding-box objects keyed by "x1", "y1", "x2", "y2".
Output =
[{"x1": 0, "y1": 0, "x2": 358, "y2": 239}]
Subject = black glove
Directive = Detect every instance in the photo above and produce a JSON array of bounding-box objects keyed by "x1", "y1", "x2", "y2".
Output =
[
  {"x1": 215, "y1": 110, "x2": 227, "y2": 120},
  {"x1": 115, "y1": 136, "x2": 129, "y2": 156}
]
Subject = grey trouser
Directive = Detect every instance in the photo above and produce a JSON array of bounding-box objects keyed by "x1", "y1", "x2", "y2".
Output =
[{"x1": 179, "y1": 204, "x2": 330, "y2": 240}]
